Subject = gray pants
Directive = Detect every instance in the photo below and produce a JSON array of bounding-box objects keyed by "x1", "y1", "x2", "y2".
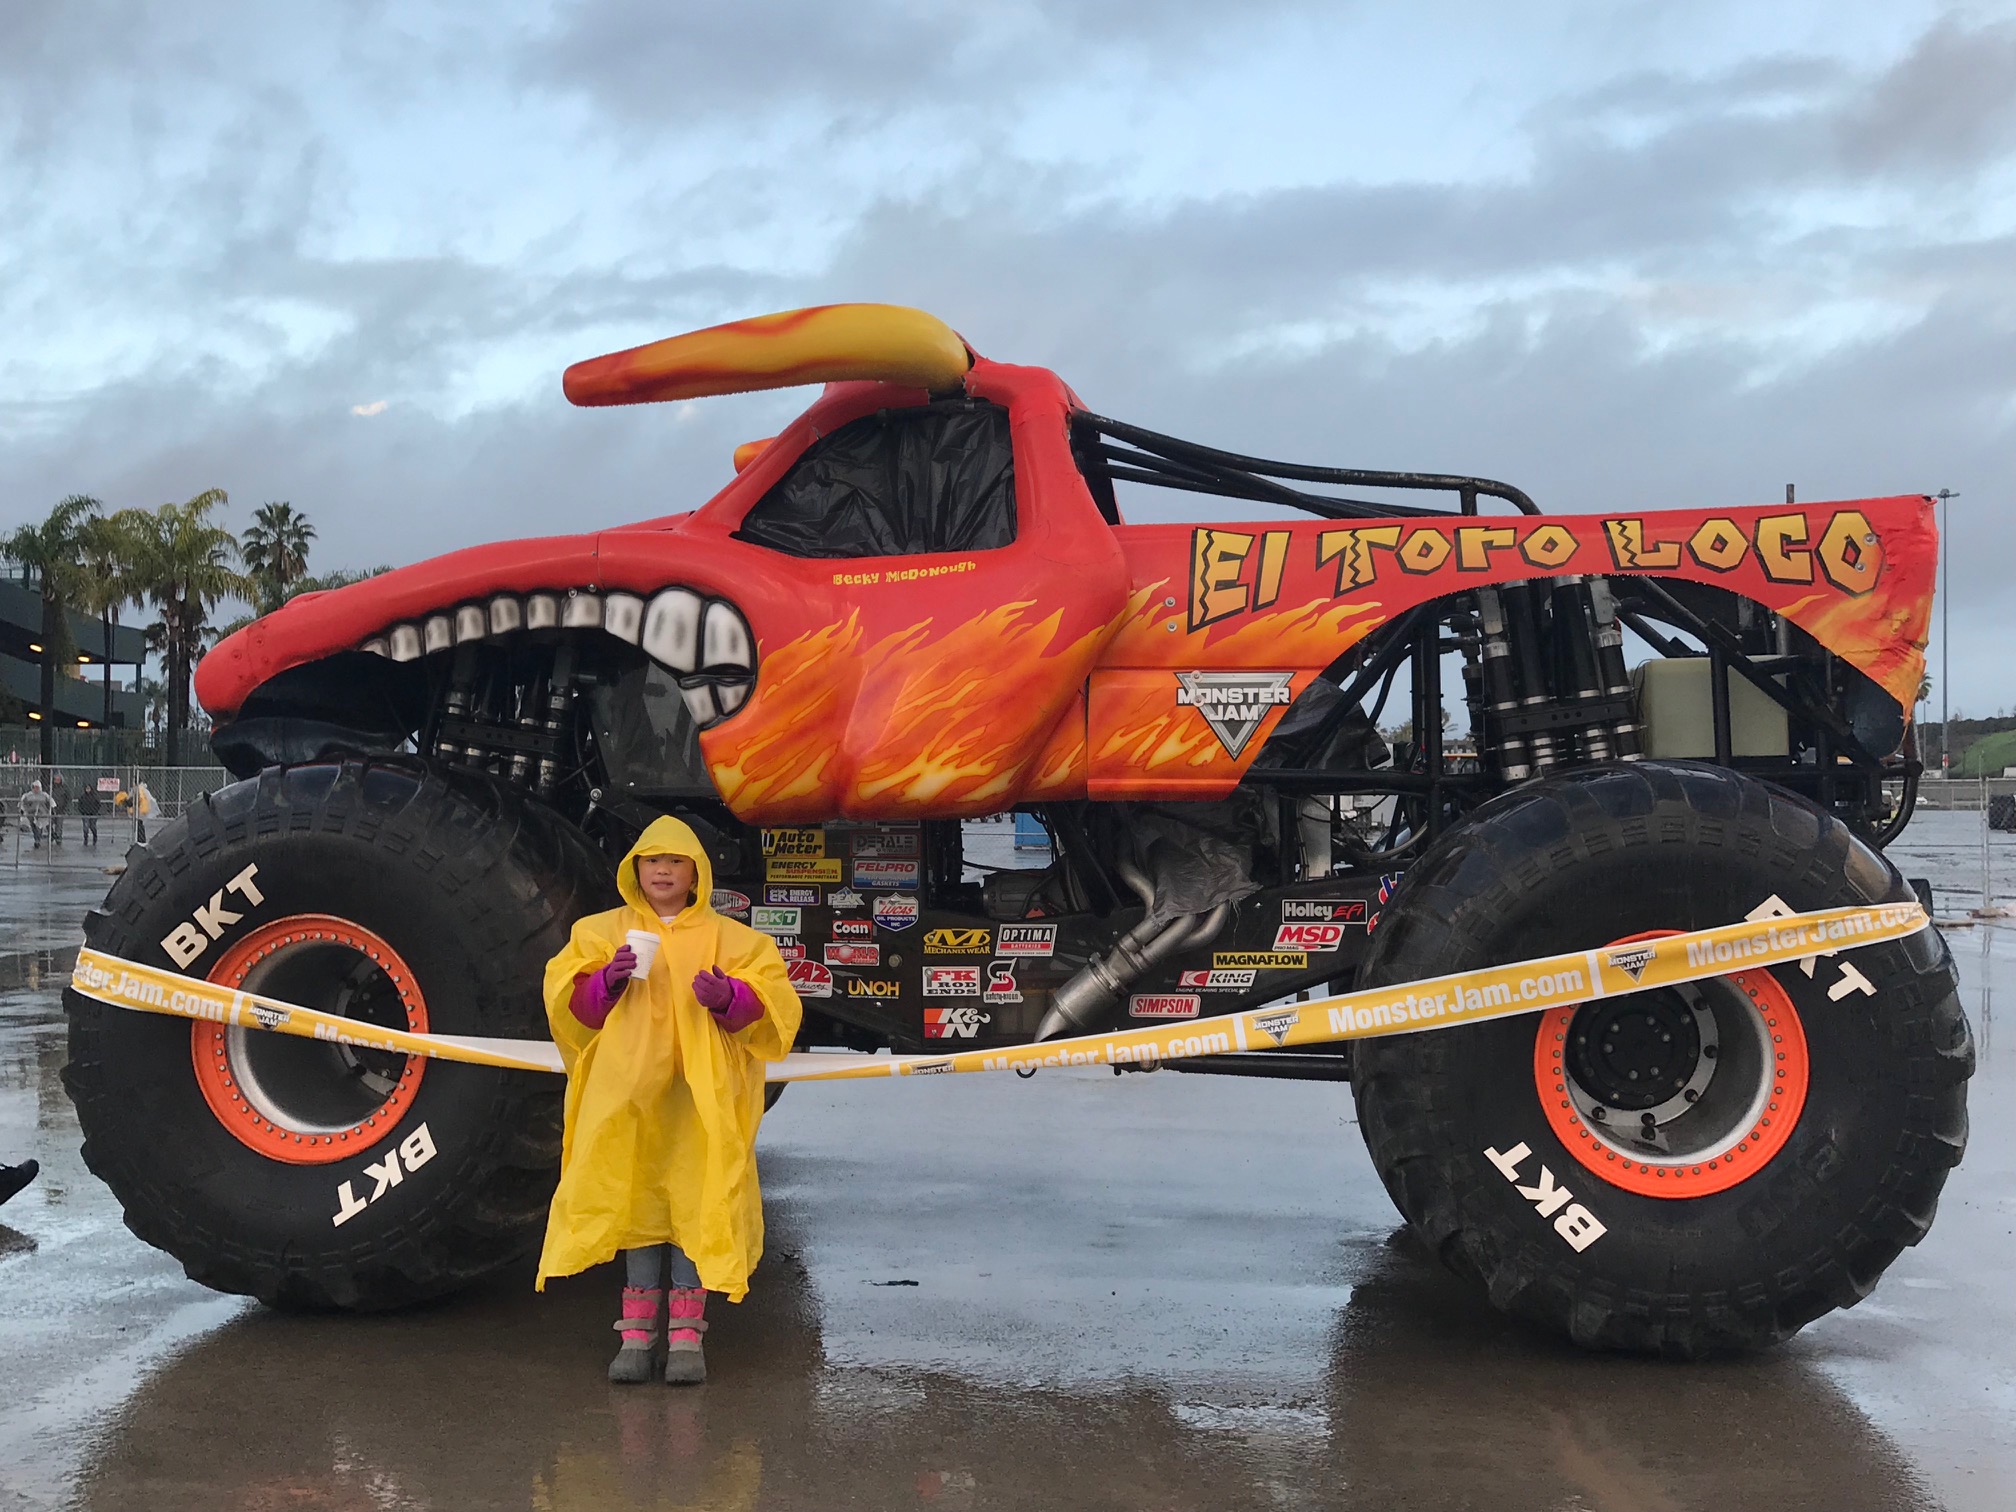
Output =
[{"x1": 623, "y1": 1243, "x2": 701, "y2": 1290}]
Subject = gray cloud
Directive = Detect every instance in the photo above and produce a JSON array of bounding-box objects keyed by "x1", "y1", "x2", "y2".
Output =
[{"x1": 3, "y1": 3, "x2": 2013, "y2": 713}]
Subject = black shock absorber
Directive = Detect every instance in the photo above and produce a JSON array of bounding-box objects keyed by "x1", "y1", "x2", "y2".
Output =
[
  {"x1": 436, "y1": 644, "x2": 481, "y2": 767},
  {"x1": 1473, "y1": 587, "x2": 1531, "y2": 782},
  {"x1": 1586, "y1": 577, "x2": 1643, "y2": 759},
  {"x1": 1548, "y1": 576, "x2": 1614, "y2": 763},
  {"x1": 537, "y1": 642, "x2": 578, "y2": 796},
  {"x1": 1499, "y1": 579, "x2": 1561, "y2": 774}
]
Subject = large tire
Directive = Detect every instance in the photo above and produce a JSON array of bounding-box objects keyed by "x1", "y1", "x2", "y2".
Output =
[
  {"x1": 62, "y1": 761, "x2": 617, "y2": 1309},
  {"x1": 1351, "y1": 760, "x2": 1972, "y2": 1356}
]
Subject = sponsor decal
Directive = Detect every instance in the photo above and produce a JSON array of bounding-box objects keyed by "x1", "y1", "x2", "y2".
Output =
[
  {"x1": 853, "y1": 857, "x2": 921, "y2": 890},
  {"x1": 1282, "y1": 898, "x2": 1370, "y2": 924},
  {"x1": 1214, "y1": 950, "x2": 1308, "y2": 970},
  {"x1": 1177, "y1": 968, "x2": 1257, "y2": 991},
  {"x1": 1273, "y1": 922, "x2": 1346, "y2": 951},
  {"x1": 1369, "y1": 871, "x2": 1404, "y2": 932},
  {"x1": 1128, "y1": 993, "x2": 1202, "y2": 1020},
  {"x1": 1606, "y1": 944, "x2": 1657, "y2": 983},
  {"x1": 983, "y1": 961, "x2": 1023, "y2": 1004},
  {"x1": 761, "y1": 827, "x2": 826, "y2": 858},
  {"x1": 995, "y1": 923, "x2": 1057, "y2": 957},
  {"x1": 776, "y1": 941, "x2": 806, "y2": 962},
  {"x1": 924, "y1": 927, "x2": 992, "y2": 955},
  {"x1": 827, "y1": 888, "x2": 865, "y2": 909},
  {"x1": 825, "y1": 943, "x2": 881, "y2": 967},
  {"x1": 711, "y1": 889, "x2": 751, "y2": 917},
  {"x1": 766, "y1": 885, "x2": 820, "y2": 906},
  {"x1": 1253, "y1": 1009, "x2": 1300, "y2": 1046},
  {"x1": 832, "y1": 919, "x2": 873, "y2": 939},
  {"x1": 1485, "y1": 1142, "x2": 1606, "y2": 1252},
  {"x1": 1174, "y1": 670, "x2": 1296, "y2": 758},
  {"x1": 786, "y1": 960, "x2": 833, "y2": 997},
  {"x1": 159, "y1": 863, "x2": 266, "y2": 969},
  {"x1": 907, "y1": 1058, "x2": 955, "y2": 1074},
  {"x1": 851, "y1": 829, "x2": 920, "y2": 858},
  {"x1": 873, "y1": 894, "x2": 920, "y2": 931},
  {"x1": 767, "y1": 857, "x2": 843, "y2": 883},
  {"x1": 332, "y1": 1123, "x2": 436, "y2": 1228},
  {"x1": 924, "y1": 966, "x2": 983, "y2": 997},
  {"x1": 924, "y1": 1005, "x2": 991, "y2": 1039},
  {"x1": 248, "y1": 1004, "x2": 290, "y2": 1030},
  {"x1": 751, "y1": 906, "x2": 802, "y2": 935},
  {"x1": 846, "y1": 978, "x2": 900, "y2": 998}
]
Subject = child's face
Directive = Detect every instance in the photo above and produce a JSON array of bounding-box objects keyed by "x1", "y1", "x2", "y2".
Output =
[{"x1": 636, "y1": 853, "x2": 698, "y2": 912}]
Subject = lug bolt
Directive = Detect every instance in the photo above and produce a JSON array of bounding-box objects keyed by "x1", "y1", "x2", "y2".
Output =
[{"x1": 1591, "y1": 1107, "x2": 1607, "y2": 1121}]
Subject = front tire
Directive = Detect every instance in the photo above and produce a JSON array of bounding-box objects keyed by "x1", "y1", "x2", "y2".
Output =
[
  {"x1": 1351, "y1": 761, "x2": 1972, "y2": 1356},
  {"x1": 63, "y1": 761, "x2": 616, "y2": 1309}
]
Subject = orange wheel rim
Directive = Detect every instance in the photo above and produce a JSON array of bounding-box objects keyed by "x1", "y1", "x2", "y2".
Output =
[
  {"x1": 1534, "y1": 930, "x2": 1809, "y2": 1199},
  {"x1": 191, "y1": 915, "x2": 428, "y2": 1166}
]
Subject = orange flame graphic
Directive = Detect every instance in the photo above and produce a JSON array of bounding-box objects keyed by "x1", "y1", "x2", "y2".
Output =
[{"x1": 704, "y1": 602, "x2": 1114, "y2": 820}]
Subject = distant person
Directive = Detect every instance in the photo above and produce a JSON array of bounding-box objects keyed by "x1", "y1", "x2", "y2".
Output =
[
  {"x1": 77, "y1": 784, "x2": 101, "y2": 847},
  {"x1": 19, "y1": 781, "x2": 52, "y2": 848},
  {"x1": 133, "y1": 779, "x2": 156, "y2": 843},
  {"x1": 50, "y1": 775, "x2": 68, "y2": 845},
  {"x1": 0, "y1": 1160, "x2": 36, "y2": 1208}
]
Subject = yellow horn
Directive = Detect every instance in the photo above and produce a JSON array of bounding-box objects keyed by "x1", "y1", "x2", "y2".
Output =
[{"x1": 564, "y1": 304, "x2": 973, "y2": 407}]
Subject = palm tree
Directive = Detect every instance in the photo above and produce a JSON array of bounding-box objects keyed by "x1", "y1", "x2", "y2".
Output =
[
  {"x1": 76, "y1": 511, "x2": 149, "y2": 733},
  {"x1": 240, "y1": 502, "x2": 316, "y2": 615},
  {"x1": 125, "y1": 490, "x2": 252, "y2": 765},
  {"x1": 5, "y1": 494, "x2": 101, "y2": 763}
]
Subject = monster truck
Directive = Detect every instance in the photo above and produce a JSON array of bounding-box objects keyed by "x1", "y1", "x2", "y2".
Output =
[{"x1": 64, "y1": 304, "x2": 1971, "y2": 1355}]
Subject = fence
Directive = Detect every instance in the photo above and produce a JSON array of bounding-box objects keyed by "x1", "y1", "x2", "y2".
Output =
[
  {"x1": 0, "y1": 763, "x2": 231, "y2": 866},
  {"x1": 0, "y1": 726, "x2": 159, "y2": 767},
  {"x1": 1907, "y1": 777, "x2": 2016, "y2": 812}
]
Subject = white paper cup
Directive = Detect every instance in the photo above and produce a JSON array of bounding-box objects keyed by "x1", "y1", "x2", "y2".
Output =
[{"x1": 623, "y1": 929, "x2": 660, "y2": 981}]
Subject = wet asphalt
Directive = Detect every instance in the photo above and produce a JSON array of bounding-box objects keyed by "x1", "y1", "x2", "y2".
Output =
[{"x1": 1, "y1": 812, "x2": 2013, "y2": 1511}]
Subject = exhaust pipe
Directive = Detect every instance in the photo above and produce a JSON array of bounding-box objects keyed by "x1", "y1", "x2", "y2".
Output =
[{"x1": 1036, "y1": 860, "x2": 1231, "y2": 1039}]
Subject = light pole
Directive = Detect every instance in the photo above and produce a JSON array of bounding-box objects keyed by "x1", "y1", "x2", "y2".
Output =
[{"x1": 1936, "y1": 488, "x2": 1959, "y2": 778}]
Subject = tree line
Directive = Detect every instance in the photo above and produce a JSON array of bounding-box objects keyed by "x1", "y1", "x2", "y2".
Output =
[{"x1": 3, "y1": 491, "x2": 385, "y2": 765}]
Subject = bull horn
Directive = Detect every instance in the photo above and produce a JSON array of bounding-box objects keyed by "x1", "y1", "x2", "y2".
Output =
[{"x1": 563, "y1": 303, "x2": 973, "y2": 407}]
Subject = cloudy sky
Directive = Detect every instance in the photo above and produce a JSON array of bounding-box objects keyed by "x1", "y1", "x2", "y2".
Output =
[{"x1": 3, "y1": 1, "x2": 2011, "y2": 715}]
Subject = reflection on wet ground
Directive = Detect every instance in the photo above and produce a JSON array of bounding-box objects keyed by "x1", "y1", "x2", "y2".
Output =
[{"x1": 0, "y1": 814, "x2": 2011, "y2": 1510}]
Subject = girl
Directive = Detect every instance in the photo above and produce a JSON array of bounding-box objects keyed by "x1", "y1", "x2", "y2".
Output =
[{"x1": 538, "y1": 816, "x2": 801, "y2": 1385}]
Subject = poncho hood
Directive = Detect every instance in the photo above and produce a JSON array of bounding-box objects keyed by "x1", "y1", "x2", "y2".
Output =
[{"x1": 616, "y1": 815, "x2": 716, "y2": 926}]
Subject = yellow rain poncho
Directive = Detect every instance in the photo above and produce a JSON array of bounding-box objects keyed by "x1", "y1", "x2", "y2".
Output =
[{"x1": 537, "y1": 816, "x2": 801, "y2": 1298}]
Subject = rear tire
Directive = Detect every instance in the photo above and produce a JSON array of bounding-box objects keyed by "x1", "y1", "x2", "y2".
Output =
[
  {"x1": 1351, "y1": 760, "x2": 1971, "y2": 1356},
  {"x1": 63, "y1": 761, "x2": 617, "y2": 1310}
]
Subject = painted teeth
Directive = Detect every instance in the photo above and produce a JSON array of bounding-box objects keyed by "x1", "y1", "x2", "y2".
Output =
[{"x1": 361, "y1": 587, "x2": 758, "y2": 729}]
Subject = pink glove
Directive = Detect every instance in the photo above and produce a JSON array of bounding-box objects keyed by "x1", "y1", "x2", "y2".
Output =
[
  {"x1": 569, "y1": 945, "x2": 637, "y2": 1029},
  {"x1": 693, "y1": 967, "x2": 763, "y2": 1033}
]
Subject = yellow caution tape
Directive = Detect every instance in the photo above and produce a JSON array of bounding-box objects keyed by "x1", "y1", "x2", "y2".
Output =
[{"x1": 69, "y1": 901, "x2": 1928, "y2": 1085}]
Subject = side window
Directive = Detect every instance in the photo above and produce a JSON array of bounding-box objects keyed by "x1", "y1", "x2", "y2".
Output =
[{"x1": 733, "y1": 401, "x2": 1016, "y2": 558}]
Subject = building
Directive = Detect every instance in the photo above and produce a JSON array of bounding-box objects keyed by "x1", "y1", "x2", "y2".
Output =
[{"x1": 0, "y1": 575, "x2": 146, "y2": 731}]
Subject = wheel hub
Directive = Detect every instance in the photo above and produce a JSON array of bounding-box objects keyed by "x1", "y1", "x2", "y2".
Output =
[
  {"x1": 192, "y1": 916, "x2": 428, "y2": 1165},
  {"x1": 1564, "y1": 987, "x2": 1710, "y2": 1115}
]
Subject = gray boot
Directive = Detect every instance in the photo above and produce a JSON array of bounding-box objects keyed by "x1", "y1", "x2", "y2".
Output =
[
  {"x1": 663, "y1": 1286, "x2": 707, "y2": 1385},
  {"x1": 609, "y1": 1286, "x2": 662, "y2": 1384}
]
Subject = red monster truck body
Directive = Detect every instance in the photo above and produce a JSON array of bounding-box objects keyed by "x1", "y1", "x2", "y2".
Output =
[{"x1": 70, "y1": 306, "x2": 1964, "y2": 1357}]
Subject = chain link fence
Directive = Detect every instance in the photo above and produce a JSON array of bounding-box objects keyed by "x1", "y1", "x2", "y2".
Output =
[
  {"x1": 0, "y1": 762, "x2": 231, "y2": 865},
  {"x1": 1910, "y1": 776, "x2": 2016, "y2": 813}
]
